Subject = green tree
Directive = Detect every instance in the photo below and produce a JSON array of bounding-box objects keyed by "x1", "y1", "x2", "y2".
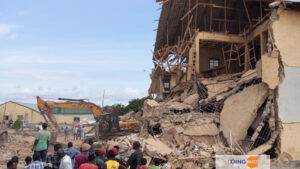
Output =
[
  {"x1": 13, "y1": 119, "x2": 23, "y2": 129},
  {"x1": 126, "y1": 96, "x2": 150, "y2": 113},
  {"x1": 102, "y1": 96, "x2": 150, "y2": 116}
]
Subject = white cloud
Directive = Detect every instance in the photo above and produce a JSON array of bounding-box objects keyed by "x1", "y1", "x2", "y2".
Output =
[
  {"x1": 124, "y1": 88, "x2": 142, "y2": 97},
  {"x1": 0, "y1": 24, "x2": 17, "y2": 37}
]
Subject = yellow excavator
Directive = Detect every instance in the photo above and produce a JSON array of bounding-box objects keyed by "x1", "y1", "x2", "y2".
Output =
[{"x1": 36, "y1": 96, "x2": 142, "y2": 140}]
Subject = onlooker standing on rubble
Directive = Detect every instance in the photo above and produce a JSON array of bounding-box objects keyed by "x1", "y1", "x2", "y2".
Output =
[
  {"x1": 74, "y1": 126, "x2": 78, "y2": 140},
  {"x1": 58, "y1": 148, "x2": 72, "y2": 169},
  {"x1": 47, "y1": 143, "x2": 62, "y2": 169},
  {"x1": 64, "y1": 126, "x2": 70, "y2": 141},
  {"x1": 74, "y1": 143, "x2": 91, "y2": 169},
  {"x1": 32, "y1": 123, "x2": 51, "y2": 162},
  {"x1": 127, "y1": 141, "x2": 143, "y2": 169},
  {"x1": 103, "y1": 150, "x2": 127, "y2": 169},
  {"x1": 94, "y1": 121, "x2": 99, "y2": 140},
  {"x1": 78, "y1": 126, "x2": 82, "y2": 140},
  {"x1": 64, "y1": 142, "x2": 80, "y2": 168},
  {"x1": 81, "y1": 126, "x2": 86, "y2": 140},
  {"x1": 8, "y1": 119, "x2": 13, "y2": 128}
]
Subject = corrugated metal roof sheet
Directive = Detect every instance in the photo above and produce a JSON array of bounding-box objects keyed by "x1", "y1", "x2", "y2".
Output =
[{"x1": 14, "y1": 102, "x2": 40, "y2": 113}]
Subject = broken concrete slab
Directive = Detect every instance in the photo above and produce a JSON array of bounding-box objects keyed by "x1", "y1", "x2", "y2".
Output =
[
  {"x1": 247, "y1": 144, "x2": 272, "y2": 155},
  {"x1": 144, "y1": 137, "x2": 173, "y2": 157},
  {"x1": 168, "y1": 102, "x2": 192, "y2": 110},
  {"x1": 240, "y1": 69, "x2": 257, "y2": 82},
  {"x1": 220, "y1": 83, "x2": 269, "y2": 147},
  {"x1": 183, "y1": 123, "x2": 219, "y2": 136},
  {"x1": 183, "y1": 93, "x2": 199, "y2": 105},
  {"x1": 272, "y1": 9, "x2": 300, "y2": 67},
  {"x1": 256, "y1": 59, "x2": 262, "y2": 78},
  {"x1": 143, "y1": 99, "x2": 159, "y2": 117},
  {"x1": 262, "y1": 51, "x2": 280, "y2": 89}
]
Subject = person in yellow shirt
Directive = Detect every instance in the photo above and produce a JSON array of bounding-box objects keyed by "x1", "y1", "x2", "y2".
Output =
[{"x1": 103, "y1": 150, "x2": 126, "y2": 169}]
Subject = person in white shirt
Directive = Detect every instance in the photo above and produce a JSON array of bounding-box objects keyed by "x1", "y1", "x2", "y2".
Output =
[{"x1": 57, "y1": 148, "x2": 72, "y2": 169}]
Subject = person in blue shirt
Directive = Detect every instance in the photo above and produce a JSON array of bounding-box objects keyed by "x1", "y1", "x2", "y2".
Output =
[
  {"x1": 64, "y1": 142, "x2": 80, "y2": 168},
  {"x1": 26, "y1": 153, "x2": 47, "y2": 169},
  {"x1": 64, "y1": 127, "x2": 70, "y2": 141}
]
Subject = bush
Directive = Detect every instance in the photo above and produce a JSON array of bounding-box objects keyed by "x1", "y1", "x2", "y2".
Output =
[{"x1": 12, "y1": 119, "x2": 23, "y2": 129}]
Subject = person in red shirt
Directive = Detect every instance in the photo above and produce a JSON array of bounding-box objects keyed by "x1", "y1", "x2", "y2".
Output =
[
  {"x1": 75, "y1": 143, "x2": 91, "y2": 169},
  {"x1": 138, "y1": 158, "x2": 148, "y2": 169},
  {"x1": 79, "y1": 154, "x2": 98, "y2": 169}
]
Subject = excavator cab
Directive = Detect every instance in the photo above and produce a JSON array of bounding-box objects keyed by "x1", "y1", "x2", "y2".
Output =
[{"x1": 99, "y1": 113, "x2": 120, "y2": 134}]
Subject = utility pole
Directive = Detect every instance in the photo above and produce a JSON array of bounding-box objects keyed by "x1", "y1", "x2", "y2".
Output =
[{"x1": 102, "y1": 90, "x2": 105, "y2": 107}]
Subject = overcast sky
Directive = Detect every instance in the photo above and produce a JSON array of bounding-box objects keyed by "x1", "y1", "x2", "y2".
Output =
[{"x1": 0, "y1": 0, "x2": 160, "y2": 105}]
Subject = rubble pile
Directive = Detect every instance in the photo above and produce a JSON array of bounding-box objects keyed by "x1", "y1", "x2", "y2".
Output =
[
  {"x1": 110, "y1": 65, "x2": 280, "y2": 168},
  {"x1": 0, "y1": 130, "x2": 35, "y2": 168}
]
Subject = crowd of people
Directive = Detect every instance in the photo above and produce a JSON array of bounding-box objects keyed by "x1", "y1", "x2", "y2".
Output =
[{"x1": 6, "y1": 123, "x2": 183, "y2": 169}]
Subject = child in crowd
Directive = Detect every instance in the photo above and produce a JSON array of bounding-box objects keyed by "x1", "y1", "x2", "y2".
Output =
[
  {"x1": 25, "y1": 156, "x2": 32, "y2": 167},
  {"x1": 138, "y1": 158, "x2": 149, "y2": 169}
]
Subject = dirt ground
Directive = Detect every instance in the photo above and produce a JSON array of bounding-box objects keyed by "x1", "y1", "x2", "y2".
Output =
[{"x1": 0, "y1": 128, "x2": 83, "y2": 168}]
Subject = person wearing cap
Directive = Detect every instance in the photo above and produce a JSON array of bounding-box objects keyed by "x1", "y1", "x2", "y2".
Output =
[
  {"x1": 99, "y1": 148, "x2": 107, "y2": 162},
  {"x1": 127, "y1": 141, "x2": 143, "y2": 169},
  {"x1": 94, "y1": 150, "x2": 105, "y2": 169},
  {"x1": 110, "y1": 148, "x2": 126, "y2": 166},
  {"x1": 103, "y1": 150, "x2": 126, "y2": 169},
  {"x1": 74, "y1": 143, "x2": 91, "y2": 169},
  {"x1": 113, "y1": 146, "x2": 120, "y2": 159}
]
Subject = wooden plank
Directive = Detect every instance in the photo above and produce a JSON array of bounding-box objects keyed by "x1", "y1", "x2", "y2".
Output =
[
  {"x1": 260, "y1": 32, "x2": 267, "y2": 56},
  {"x1": 244, "y1": 43, "x2": 250, "y2": 71},
  {"x1": 243, "y1": 0, "x2": 253, "y2": 26},
  {"x1": 196, "y1": 32, "x2": 245, "y2": 43}
]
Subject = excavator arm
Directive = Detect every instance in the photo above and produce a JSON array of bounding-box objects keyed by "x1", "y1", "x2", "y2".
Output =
[
  {"x1": 37, "y1": 97, "x2": 104, "y2": 119},
  {"x1": 37, "y1": 96, "x2": 60, "y2": 132},
  {"x1": 37, "y1": 96, "x2": 141, "y2": 139}
]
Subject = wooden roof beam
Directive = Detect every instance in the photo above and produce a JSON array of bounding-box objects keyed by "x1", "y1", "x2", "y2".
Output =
[{"x1": 196, "y1": 31, "x2": 245, "y2": 43}]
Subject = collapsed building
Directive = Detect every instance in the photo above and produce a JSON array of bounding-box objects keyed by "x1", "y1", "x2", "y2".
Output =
[{"x1": 144, "y1": 0, "x2": 300, "y2": 168}]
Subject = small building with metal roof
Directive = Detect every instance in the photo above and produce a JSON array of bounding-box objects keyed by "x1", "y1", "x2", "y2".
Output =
[{"x1": 0, "y1": 101, "x2": 94, "y2": 124}]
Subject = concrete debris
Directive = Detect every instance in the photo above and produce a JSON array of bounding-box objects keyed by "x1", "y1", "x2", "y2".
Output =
[
  {"x1": 183, "y1": 123, "x2": 219, "y2": 136},
  {"x1": 128, "y1": 67, "x2": 281, "y2": 168},
  {"x1": 220, "y1": 83, "x2": 269, "y2": 147},
  {"x1": 143, "y1": 99, "x2": 160, "y2": 118},
  {"x1": 262, "y1": 51, "x2": 280, "y2": 89},
  {"x1": 0, "y1": 131, "x2": 8, "y2": 143},
  {"x1": 144, "y1": 138, "x2": 173, "y2": 157}
]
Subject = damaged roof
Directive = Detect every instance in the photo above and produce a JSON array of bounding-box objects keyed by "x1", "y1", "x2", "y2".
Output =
[{"x1": 154, "y1": 0, "x2": 276, "y2": 51}]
